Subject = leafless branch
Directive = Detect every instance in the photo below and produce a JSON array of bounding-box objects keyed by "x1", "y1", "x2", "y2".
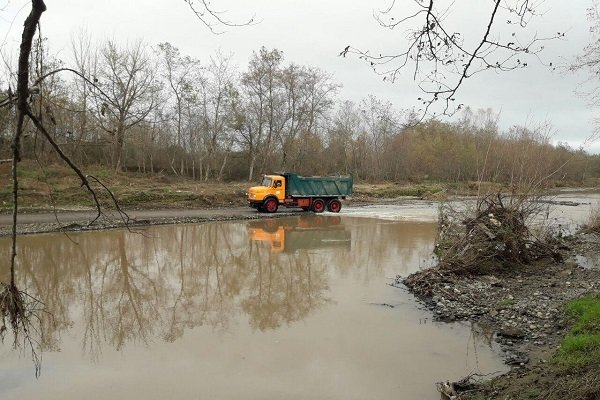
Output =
[
  {"x1": 183, "y1": 0, "x2": 256, "y2": 34},
  {"x1": 31, "y1": 67, "x2": 112, "y2": 99},
  {"x1": 25, "y1": 107, "x2": 103, "y2": 224},
  {"x1": 343, "y1": 0, "x2": 564, "y2": 118},
  {"x1": 87, "y1": 175, "x2": 131, "y2": 225}
]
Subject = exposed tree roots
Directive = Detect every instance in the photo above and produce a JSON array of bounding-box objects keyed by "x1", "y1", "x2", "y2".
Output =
[{"x1": 0, "y1": 282, "x2": 44, "y2": 377}]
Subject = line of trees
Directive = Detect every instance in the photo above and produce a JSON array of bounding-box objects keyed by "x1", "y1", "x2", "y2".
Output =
[{"x1": 1, "y1": 36, "x2": 599, "y2": 184}]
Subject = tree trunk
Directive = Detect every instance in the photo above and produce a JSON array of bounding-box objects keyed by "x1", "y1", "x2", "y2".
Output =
[
  {"x1": 114, "y1": 123, "x2": 125, "y2": 171},
  {"x1": 248, "y1": 154, "x2": 256, "y2": 182},
  {"x1": 11, "y1": 0, "x2": 47, "y2": 285},
  {"x1": 217, "y1": 149, "x2": 231, "y2": 181}
]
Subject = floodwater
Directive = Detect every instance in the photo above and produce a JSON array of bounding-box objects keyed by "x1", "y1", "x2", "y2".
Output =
[{"x1": 0, "y1": 213, "x2": 507, "y2": 400}]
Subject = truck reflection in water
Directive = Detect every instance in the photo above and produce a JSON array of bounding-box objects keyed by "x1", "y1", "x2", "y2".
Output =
[{"x1": 247, "y1": 215, "x2": 351, "y2": 253}]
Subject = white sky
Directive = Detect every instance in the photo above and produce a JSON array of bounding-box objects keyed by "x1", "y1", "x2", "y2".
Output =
[{"x1": 1, "y1": 0, "x2": 599, "y2": 153}]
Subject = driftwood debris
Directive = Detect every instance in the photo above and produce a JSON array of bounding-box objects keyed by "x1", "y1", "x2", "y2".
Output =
[{"x1": 435, "y1": 192, "x2": 566, "y2": 275}]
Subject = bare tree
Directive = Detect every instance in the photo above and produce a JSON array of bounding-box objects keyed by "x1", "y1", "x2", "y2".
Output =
[
  {"x1": 0, "y1": 1, "x2": 130, "y2": 376},
  {"x1": 360, "y1": 95, "x2": 403, "y2": 180},
  {"x1": 69, "y1": 29, "x2": 99, "y2": 163},
  {"x1": 238, "y1": 47, "x2": 284, "y2": 181},
  {"x1": 156, "y1": 42, "x2": 200, "y2": 174},
  {"x1": 326, "y1": 101, "x2": 363, "y2": 175},
  {"x1": 92, "y1": 39, "x2": 157, "y2": 171},
  {"x1": 278, "y1": 65, "x2": 339, "y2": 171},
  {"x1": 0, "y1": 0, "x2": 258, "y2": 377},
  {"x1": 157, "y1": 42, "x2": 190, "y2": 149},
  {"x1": 197, "y1": 51, "x2": 238, "y2": 181}
]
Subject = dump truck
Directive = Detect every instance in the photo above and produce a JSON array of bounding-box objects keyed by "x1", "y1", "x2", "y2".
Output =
[{"x1": 247, "y1": 172, "x2": 353, "y2": 213}]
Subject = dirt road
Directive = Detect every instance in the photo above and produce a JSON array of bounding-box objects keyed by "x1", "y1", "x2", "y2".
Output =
[{"x1": 0, "y1": 207, "x2": 308, "y2": 236}]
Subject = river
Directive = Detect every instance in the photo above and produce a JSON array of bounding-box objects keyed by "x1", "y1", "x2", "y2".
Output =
[{"x1": 0, "y1": 211, "x2": 512, "y2": 400}]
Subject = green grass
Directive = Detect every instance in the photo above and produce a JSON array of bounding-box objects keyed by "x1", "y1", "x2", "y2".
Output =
[
  {"x1": 555, "y1": 294, "x2": 600, "y2": 369},
  {"x1": 497, "y1": 298, "x2": 515, "y2": 307},
  {"x1": 524, "y1": 388, "x2": 541, "y2": 398},
  {"x1": 16, "y1": 163, "x2": 67, "y2": 180}
]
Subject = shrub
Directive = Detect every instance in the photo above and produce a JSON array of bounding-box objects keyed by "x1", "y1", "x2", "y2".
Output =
[{"x1": 584, "y1": 205, "x2": 600, "y2": 233}]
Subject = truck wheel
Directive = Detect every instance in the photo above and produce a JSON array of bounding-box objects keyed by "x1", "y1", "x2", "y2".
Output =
[
  {"x1": 312, "y1": 198, "x2": 325, "y2": 213},
  {"x1": 263, "y1": 198, "x2": 279, "y2": 213},
  {"x1": 327, "y1": 199, "x2": 342, "y2": 213}
]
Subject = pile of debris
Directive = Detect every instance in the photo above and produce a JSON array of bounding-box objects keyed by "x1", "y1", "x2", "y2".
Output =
[{"x1": 434, "y1": 192, "x2": 566, "y2": 275}]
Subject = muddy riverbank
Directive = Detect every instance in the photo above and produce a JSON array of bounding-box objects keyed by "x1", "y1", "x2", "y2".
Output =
[{"x1": 400, "y1": 230, "x2": 600, "y2": 399}]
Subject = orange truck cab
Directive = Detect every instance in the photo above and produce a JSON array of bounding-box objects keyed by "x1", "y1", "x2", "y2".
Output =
[{"x1": 247, "y1": 172, "x2": 353, "y2": 214}]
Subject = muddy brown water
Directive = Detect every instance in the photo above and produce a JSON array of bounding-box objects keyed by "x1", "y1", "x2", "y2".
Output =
[{"x1": 0, "y1": 214, "x2": 508, "y2": 400}]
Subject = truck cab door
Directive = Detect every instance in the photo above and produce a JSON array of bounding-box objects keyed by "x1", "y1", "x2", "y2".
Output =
[{"x1": 273, "y1": 178, "x2": 285, "y2": 202}]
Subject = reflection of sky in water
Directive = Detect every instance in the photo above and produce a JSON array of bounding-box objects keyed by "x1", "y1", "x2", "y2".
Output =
[
  {"x1": 344, "y1": 201, "x2": 438, "y2": 222},
  {"x1": 0, "y1": 215, "x2": 506, "y2": 400}
]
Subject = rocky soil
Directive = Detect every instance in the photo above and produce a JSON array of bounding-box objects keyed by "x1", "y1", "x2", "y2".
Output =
[{"x1": 399, "y1": 231, "x2": 600, "y2": 399}]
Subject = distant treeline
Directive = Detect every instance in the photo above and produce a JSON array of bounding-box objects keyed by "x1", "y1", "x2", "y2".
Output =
[{"x1": 1, "y1": 37, "x2": 598, "y2": 184}]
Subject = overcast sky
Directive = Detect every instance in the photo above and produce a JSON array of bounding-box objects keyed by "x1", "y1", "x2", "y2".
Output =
[{"x1": 1, "y1": 0, "x2": 598, "y2": 152}]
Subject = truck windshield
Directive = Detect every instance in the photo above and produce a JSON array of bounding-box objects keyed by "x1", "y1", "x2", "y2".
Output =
[{"x1": 260, "y1": 177, "x2": 272, "y2": 187}]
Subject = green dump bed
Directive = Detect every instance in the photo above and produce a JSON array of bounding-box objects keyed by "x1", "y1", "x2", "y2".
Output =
[{"x1": 283, "y1": 173, "x2": 353, "y2": 197}]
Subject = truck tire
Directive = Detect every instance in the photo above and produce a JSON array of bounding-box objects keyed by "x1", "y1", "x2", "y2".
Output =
[
  {"x1": 327, "y1": 199, "x2": 342, "y2": 213},
  {"x1": 263, "y1": 198, "x2": 279, "y2": 213},
  {"x1": 312, "y1": 198, "x2": 325, "y2": 213}
]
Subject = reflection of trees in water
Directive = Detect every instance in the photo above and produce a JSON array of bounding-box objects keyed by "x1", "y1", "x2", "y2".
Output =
[
  {"x1": 5, "y1": 221, "x2": 331, "y2": 355},
  {"x1": 335, "y1": 220, "x2": 437, "y2": 279},
  {"x1": 3, "y1": 218, "x2": 438, "y2": 357},
  {"x1": 103, "y1": 234, "x2": 162, "y2": 349},
  {"x1": 241, "y1": 244, "x2": 329, "y2": 331},
  {"x1": 162, "y1": 224, "x2": 241, "y2": 341}
]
